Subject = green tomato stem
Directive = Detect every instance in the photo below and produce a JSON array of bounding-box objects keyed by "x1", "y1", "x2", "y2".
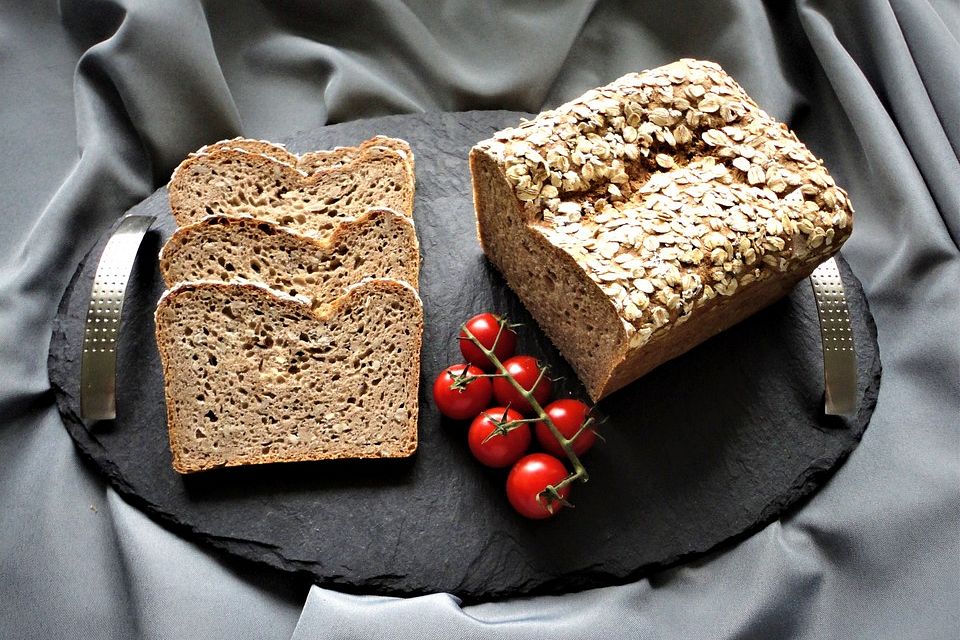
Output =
[{"x1": 460, "y1": 324, "x2": 590, "y2": 496}]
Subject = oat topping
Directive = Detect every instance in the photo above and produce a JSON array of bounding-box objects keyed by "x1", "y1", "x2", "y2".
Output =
[{"x1": 477, "y1": 59, "x2": 853, "y2": 348}]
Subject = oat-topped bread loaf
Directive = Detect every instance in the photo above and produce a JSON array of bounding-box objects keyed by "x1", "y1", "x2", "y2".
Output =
[
  {"x1": 168, "y1": 136, "x2": 414, "y2": 239},
  {"x1": 159, "y1": 207, "x2": 420, "y2": 305},
  {"x1": 155, "y1": 278, "x2": 423, "y2": 473},
  {"x1": 470, "y1": 58, "x2": 854, "y2": 401}
]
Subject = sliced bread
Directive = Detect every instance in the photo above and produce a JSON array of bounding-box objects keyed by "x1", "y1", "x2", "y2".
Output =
[
  {"x1": 159, "y1": 208, "x2": 420, "y2": 305},
  {"x1": 188, "y1": 135, "x2": 414, "y2": 175},
  {"x1": 190, "y1": 137, "x2": 291, "y2": 164},
  {"x1": 168, "y1": 143, "x2": 414, "y2": 240},
  {"x1": 155, "y1": 278, "x2": 423, "y2": 473},
  {"x1": 299, "y1": 135, "x2": 415, "y2": 175}
]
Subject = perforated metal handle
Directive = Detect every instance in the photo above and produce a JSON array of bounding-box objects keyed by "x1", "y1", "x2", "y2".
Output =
[
  {"x1": 81, "y1": 215, "x2": 155, "y2": 421},
  {"x1": 809, "y1": 258, "x2": 857, "y2": 416}
]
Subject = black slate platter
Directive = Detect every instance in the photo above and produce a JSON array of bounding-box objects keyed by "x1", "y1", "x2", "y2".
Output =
[{"x1": 49, "y1": 111, "x2": 881, "y2": 602}]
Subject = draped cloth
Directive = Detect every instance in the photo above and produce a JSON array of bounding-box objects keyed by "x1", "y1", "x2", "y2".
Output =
[{"x1": 1, "y1": 1, "x2": 957, "y2": 637}]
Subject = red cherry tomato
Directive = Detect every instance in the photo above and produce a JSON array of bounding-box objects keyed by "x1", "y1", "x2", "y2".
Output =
[
  {"x1": 506, "y1": 453, "x2": 570, "y2": 519},
  {"x1": 492, "y1": 355, "x2": 552, "y2": 415},
  {"x1": 432, "y1": 364, "x2": 492, "y2": 420},
  {"x1": 467, "y1": 407, "x2": 532, "y2": 468},
  {"x1": 459, "y1": 313, "x2": 517, "y2": 371},
  {"x1": 535, "y1": 399, "x2": 596, "y2": 457}
]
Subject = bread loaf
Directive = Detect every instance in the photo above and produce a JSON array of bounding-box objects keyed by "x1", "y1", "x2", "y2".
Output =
[
  {"x1": 470, "y1": 58, "x2": 854, "y2": 401},
  {"x1": 168, "y1": 140, "x2": 414, "y2": 239},
  {"x1": 159, "y1": 207, "x2": 419, "y2": 305},
  {"x1": 155, "y1": 278, "x2": 423, "y2": 473}
]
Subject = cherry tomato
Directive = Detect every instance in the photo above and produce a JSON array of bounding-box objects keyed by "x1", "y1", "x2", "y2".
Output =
[
  {"x1": 432, "y1": 364, "x2": 492, "y2": 420},
  {"x1": 492, "y1": 355, "x2": 552, "y2": 415},
  {"x1": 506, "y1": 453, "x2": 570, "y2": 519},
  {"x1": 467, "y1": 407, "x2": 532, "y2": 468},
  {"x1": 535, "y1": 399, "x2": 596, "y2": 457},
  {"x1": 459, "y1": 313, "x2": 517, "y2": 371}
]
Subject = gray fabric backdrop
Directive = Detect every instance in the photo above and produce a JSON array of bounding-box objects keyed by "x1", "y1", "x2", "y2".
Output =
[{"x1": 1, "y1": 1, "x2": 958, "y2": 638}]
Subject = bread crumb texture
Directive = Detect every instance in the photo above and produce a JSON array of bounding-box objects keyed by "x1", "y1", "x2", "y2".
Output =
[
  {"x1": 168, "y1": 136, "x2": 415, "y2": 240},
  {"x1": 155, "y1": 280, "x2": 422, "y2": 473},
  {"x1": 160, "y1": 208, "x2": 419, "y2": 306}
]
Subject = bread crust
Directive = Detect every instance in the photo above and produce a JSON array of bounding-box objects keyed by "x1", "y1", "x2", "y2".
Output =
[
  {"x1": 155, "y1": 278, "x2": 423, "y2": 473},
  {"x1": 471, "y1": 59, "x2": 854, "y2": 401}
]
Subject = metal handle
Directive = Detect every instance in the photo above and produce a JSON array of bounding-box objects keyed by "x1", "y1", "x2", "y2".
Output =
[
  {"x1": 809, "y1": 257, "x2": 857, "y2": 416},
  {"x1": 81, "y1": 215, "x2": 156, "y2": 421}
]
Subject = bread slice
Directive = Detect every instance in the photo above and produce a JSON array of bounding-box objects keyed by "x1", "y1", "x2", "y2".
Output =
[
  {"x1": 168, "y1": 143, "x2": 414, "y2": 240},
  {"x1": 155, "y1": 278, "x2": 423, "y2": 473},
  {"x1": 300, "y1": 136, "x2": 415, "y2": 175},
  {"x1": 190, "y1": 137, "x2": 291, "y2": 164},
  {"x1": 188, "y1": 135, "x2": 415, "y2": 175},
  {"x1": 159, "y1": 208, "x2": 420, "y2": 305},
  {"x1": 470, "y1": 58, "x2": 854, "y2": 401}
]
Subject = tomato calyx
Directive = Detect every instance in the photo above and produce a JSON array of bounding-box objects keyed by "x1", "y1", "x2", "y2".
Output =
[
  {"x1": 445, "y1": 365, "x2": 485, "y2": 392},
  {"x1": 538, "y1": 483, "x2": 575, "y2": 514},
  {"x1": 480, "y1": 405, "x2": 537, "y2": 445},
  {"x1": 506, "y1": 453, "x2": 571, "y2": 518},
  {"x1": 433, "y1": 364, "x2": 492, "y2": 421}
]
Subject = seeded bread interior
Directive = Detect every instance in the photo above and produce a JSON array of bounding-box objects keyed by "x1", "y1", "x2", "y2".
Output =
[
  {"x1": 158, "y1": 135, "x2": 422, "y2": 473},
  {"x1": 160, "y1": 207, "x2": 420, "y2": 306},
  {"x1": 155, "y1": 279, "x2": 423, "y2": 473},
  {"x1": 168, "y1": 143, "x2": 414, "y2": 240}
]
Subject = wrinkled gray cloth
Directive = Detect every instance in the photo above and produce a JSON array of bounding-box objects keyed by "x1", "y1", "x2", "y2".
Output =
[{"x1": 1, "y1": 0, "x2": 958, "y2": 638}]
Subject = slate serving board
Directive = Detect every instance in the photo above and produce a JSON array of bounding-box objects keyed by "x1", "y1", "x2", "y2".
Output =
[{"x1": 48, "y1": 111, "x2": 881, "y2": 602}]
